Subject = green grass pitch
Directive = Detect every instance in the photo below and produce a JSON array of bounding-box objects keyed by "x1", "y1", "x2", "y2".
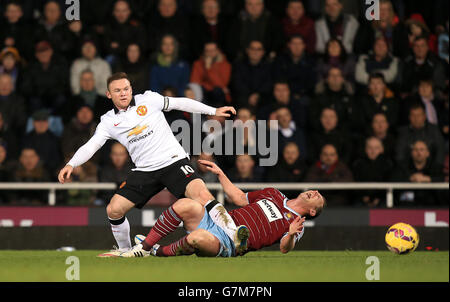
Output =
[{"x1": 0, "y1": 250, "x2": 448, "y2": 282}]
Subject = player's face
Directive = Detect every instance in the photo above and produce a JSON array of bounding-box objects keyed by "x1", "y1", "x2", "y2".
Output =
[
  {"x1": 107, "y1": 79, "x2": 133, "y2": 110},
  {"x1": 299, "y1": 190, "x2": 324, "y2": 213}
]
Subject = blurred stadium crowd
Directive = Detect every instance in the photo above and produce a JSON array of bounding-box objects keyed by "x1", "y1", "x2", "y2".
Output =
[{"x1": 0, "y1": 0, "x2": 448, "y2": 207}]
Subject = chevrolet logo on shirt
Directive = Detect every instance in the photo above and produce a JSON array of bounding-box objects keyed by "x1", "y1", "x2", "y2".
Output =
[{"x1": 127, "y1": 125, "x2": 149, "y2": 137}]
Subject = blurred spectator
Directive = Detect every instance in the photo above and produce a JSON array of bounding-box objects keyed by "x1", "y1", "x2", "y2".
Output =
[
  {"x1": 33, "y1": 0, "x2": 76, "y2": 58},
  {"x1": 357, "y1": 72, "x2": 400, "y2": 131},
  {"x1": 282, "y1": 0, "x2": 316, "y2": 54},
  {"x1": 232, "y1": 107, "x2": 258, "y2": 157},
  {"x1": 362, "y1": 112, "x2": 396, "y2": 161},
  {"x1": 0, "y1": 73, "x2": 27, "y2": 134},
  {"x1": 437, "y1": 21, "x2": 449, "y2": 63},
  {"x1": 103, "y1": 0, "x2": 147, "y2": 63},
  {"x1": 395, "y1": 103, "x2": 446, "y2": 166},
  {"x1": 147, "y1": 0, "x2": 191, "y2": 59},
  {"x1": 392, "y1": 140, "x2": 445, "y2": 206},
  {"x1": 184, "y1": 84, "x2": 203, "y2": 102},
  {"x1": 272, "y1": 34, "x2": 317, "y2": 98},
  {"x1": 445, "y1": 154, "x2": 449, "y2": 183},
  {"x1": 401, "y1": 36, "x2": 447, "y2": 96},
  {"x1": 354, "y1": 0, "x2": 409, "y2": 58},
  {"x1": 66, "y1": 20, "x2": 101, "y2": 59},
  {"x1": 64, "y1": 70, "x2": 112, "y2": 124},
  {"x1": 308, "y1": 107, "x2": 352, "y2": 164},
  {"x1": 316, "y1": 37, "x2": 356, "y2": 82},
  {"x1": 113, "y1": 43, "x2": 149, "y2": 95},
  {"x1": 401, "y1": 79, "x2": 448, "y2": 135},
  {"x1": 231, "y1": 40, "x2": 272, "y2": 108},
  {"x1": 0, "y1": 1, "x2": 33, "y2": 60},
  {"x1": 276, "y1": 106, "x2": 307, "y2": 160},
  {"x1": 70, "y1": 39, "x2": 112, "y2": 95},
  {"x1": 191, "y1": 152, "x2": 219, "y2": 183},
  {"x1": 150, "y1": 34, "x2": 190, "y2": 96},
  {"x1": 191, "y1": 0, "x2": 230, "y2": 59},
  {"x1": 227, "y1": 0, "x2": 284, "y2": 60},
  {"x1": 22, "y1": 110, "x2": 61, "y2": 178},
  {"x1": 0, "y1": 112, "x2": 19, "y2": 160},
  {"x1": 266, "y1": 142, "x2": 307, "y2": 182},
  {"x1": 405, "y1": 14, "x2": 438, "y2": 54},
  {"x1": 227, "y1": 153, "x2": 264, "y2": 183},
  {"x1": 310, "y1": 67, "x2": 355, "y2": 132},
  {"x1": 20, "y1": 40, "x2": 69, "y2": 115},
  {"x1": 352, "y1": 137, "x2": 394, "y2": 207},
  {"x1": 61, "y1": 105, "x2": 98, "y2": 161},
  {"x1": 191, "y1": 41, "x2": 232, "y2": 106},
  {"x1": 258, "y1": 80, "x2": 308, "y2": 129},
  {"x1": 98, "y1": 142, "x2": 134, "y2": 204},
  {"x1": 12, "y1": 148, "x2": 50, "y2": 204},
  {"x1": 0, "y1": 142, "x2": 14, "y2": 203},
  {"x1": 314, "y1": 0, "x2": 359, "y2": 54},
  {"x1": 304, "y1": 143, "x2": 354, "y2": 206},
  {"x1": 354, "y1": 36, "x2": 400, "y2": 91},
  {"x1": 0, "y1": 47, "x2": 24, "y2": 91}
]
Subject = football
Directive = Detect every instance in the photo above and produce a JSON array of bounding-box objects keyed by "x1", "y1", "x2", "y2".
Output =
[{"x1": 385, "y1": 223, "x2": 419, "y2": 254}]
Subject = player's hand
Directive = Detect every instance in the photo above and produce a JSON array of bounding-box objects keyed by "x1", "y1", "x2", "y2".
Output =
[
  {"x1": 198, "y1": 160, "x2": 223, "y2": 176},
  {"x1": 215, "y1": 106, "x2": 236, "y2": 118},
  {"x1": 288, "y1": 216, "x2": 305, "y2": 236},
  {"x1": 58, "y1": 165, "x2": 74, "y2": 184}
]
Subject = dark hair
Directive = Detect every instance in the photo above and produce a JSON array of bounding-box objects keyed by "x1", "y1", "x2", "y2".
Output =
[
  {"x1": 414, "y1": 35, "x2": 428, "y2": 44},
  {"x1": 418, "y1": 77, "x2": 434, "y2": 87},
  {"x1": 288, "y1": 34, "x2": 305, "y2": 43},
  {"x1": 325, "y1": 38, "x2": 347, "y2": 62},
  {"x1": 369, "y1": 72, "x2": 386, "y2": 84},
  {"x1": 107, "y1": 72, "x2": 130, "y2": 90},
  {"x1": 409, "y1": 102, "x2": 426, "y2": 113}
]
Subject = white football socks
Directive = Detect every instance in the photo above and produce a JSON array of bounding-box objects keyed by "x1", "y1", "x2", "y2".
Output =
[
  {"x1": 205, "y1": 200, "x2": 237, "y2": 240},
  {"x1": 109, "y1": 216, "x2": 132, "y2": 250}
]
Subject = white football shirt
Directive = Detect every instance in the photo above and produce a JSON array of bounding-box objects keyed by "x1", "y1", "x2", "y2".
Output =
[{"x1": 67, "y1": 90, "x2": 216, "y2": 171}]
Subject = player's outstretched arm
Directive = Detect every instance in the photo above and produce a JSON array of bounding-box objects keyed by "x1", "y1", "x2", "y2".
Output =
[
  {"x1": 280, "y1": 216, "x2": 305, "y2": 254},
  {"x1": 164, "y1": 97, "x2": 236, "y2": 118},
  {"x1": 198, "y1": 160, "x2": 248, "y2": 207}
]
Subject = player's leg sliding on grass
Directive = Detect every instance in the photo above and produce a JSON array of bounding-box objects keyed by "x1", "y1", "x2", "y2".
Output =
[{"x1": 120, "y1": 197, "x2": 248, "y2": 258}]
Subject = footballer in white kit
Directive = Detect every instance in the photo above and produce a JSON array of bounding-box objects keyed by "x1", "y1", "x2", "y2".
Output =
[{"x1": 58, "y1": 73, "x2": 249, "y2": 257}]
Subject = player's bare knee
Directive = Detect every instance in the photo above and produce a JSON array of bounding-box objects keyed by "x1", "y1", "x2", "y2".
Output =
[
  {"x1": 173, "y1": 198, "x2": 203, "y2": 218},
  {"x1": 187, "y1": 229, "x2": 210, "y2": 249},
  {"x1": 107, "y1": 201, "x2": 125, "y2": 219},
  {"x1": 185, "y1": 179, "x2": 214, "y2": 205}
]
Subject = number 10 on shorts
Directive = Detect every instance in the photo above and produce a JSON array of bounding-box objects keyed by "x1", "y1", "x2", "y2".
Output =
[{"x1": 180, "y1": 165, "x2": 195, "y2": 176}]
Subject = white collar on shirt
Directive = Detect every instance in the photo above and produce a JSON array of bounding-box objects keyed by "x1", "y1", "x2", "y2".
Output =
[{"x1": 283, "y1": 198, "x2": 301, "y2": 218}]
